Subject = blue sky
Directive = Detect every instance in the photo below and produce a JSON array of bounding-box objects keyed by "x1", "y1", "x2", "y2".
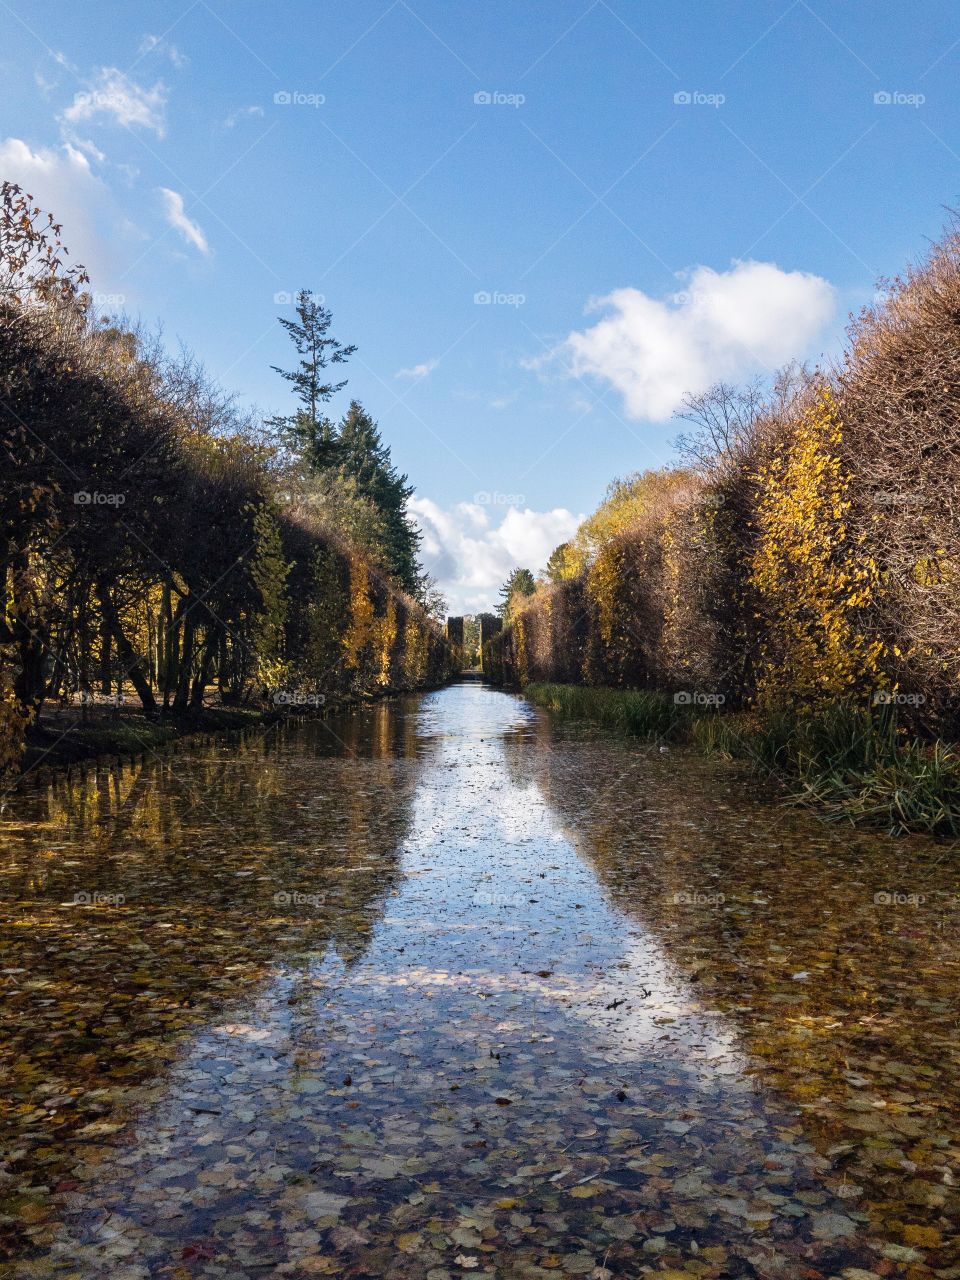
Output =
[{"x1": 3, "y1": 1, "x2": 960, "y2": 609}]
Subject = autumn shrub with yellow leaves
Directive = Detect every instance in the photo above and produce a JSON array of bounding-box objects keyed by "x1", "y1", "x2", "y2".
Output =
[
  {"x1": 403, "y1": 613, "x2": 430, "y2": 687},
  {"x1": 492, "y1": 392, "x2": 895, "y2": 716},
  {"x1": 338, "y1": 555, "x2": 443, "y2": 695},
  {"x1": 375, "y1": 596, "x2": 399, "y2": 686},
  {"x1": 749, "y1": 385, "x2": 887, "y2": 710},
  {"x1": 342, "y1": 557, "x2": 376, "y2": 674}
]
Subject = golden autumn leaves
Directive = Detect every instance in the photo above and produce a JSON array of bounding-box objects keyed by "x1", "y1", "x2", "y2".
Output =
[{"x1": 751, "y1": 386, "x2": 887, "y2": 709}]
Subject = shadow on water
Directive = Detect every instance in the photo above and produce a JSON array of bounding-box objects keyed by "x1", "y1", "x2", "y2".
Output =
[
  {"x1": 0, "y1": 682, "x2": 957, "y2": 1276},
  {"x1": 0, "y1": 699, "x2": 427, "y2": 1263}
]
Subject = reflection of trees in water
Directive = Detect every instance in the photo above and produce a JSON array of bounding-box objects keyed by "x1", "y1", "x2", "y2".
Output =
[
  {"x1": 0, "y1": 705, "x2": 424, "y2": 1241},
  {"x1": 521, "y1": 717, "x2": 960, "y2": 1239}
]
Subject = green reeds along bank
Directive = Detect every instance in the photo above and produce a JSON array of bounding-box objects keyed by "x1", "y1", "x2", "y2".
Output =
[
  {"x1": 523, "y1": 683, "x2": 702, "y2": 742},
  {"x1": 525, "y1": 683, "x2": 960, "y2": 838}
]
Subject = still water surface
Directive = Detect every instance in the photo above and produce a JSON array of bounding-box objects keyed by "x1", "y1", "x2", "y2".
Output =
[{"x1": 1, "y1": 682, "x2": 958, "y2": 1277}]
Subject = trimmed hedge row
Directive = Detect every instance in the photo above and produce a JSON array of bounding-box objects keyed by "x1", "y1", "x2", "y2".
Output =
[{"x1": 485, "y1": 223, "x2": 960, "y2": 743}]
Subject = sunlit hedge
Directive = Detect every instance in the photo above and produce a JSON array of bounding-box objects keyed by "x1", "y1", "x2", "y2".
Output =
[
  {"x1": 750, "y1": 385, "x2": 885, "y2": 709},
  {"x1": 488, "y1": 223, "x2": 960, "y2": 738}
]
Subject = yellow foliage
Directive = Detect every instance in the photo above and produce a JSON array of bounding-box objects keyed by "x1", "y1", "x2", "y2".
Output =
[
  {"x1": 913, "y1": 554, "x2": 956, "y2": 587},
  {"x1": 659, "y1": 510, "x2": 687, "y2": 677},
  {"x1": 250, "y1": 505, "x2": 291, "y2": 687},
  {"x1": 343, "y1": 557, "x2": 375, "y2": 670},
  {"x1": 587, "y1": 540, "x2": 624, "y2": 650},
  {"x1": 514, "y1": 612, "x2": 529, "y2": 686},
  {"x1": 545, "y1": 540, "x2": 584, "y2": 583},
  {"x1": 749, "y1": 385, "x2": 886, "y2": 708},
  {"x1": 403, "y1": 616, "x2": 428, "y2": 685},
  {"x1": 375, "y1": 596, "x2": 398, "y2": 685},
  {"x1": 572, "y1": 468, "x2": 690, "y2": 567}
]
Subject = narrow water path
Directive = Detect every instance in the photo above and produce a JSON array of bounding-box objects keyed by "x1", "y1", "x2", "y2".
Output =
[{"x1": 1, "y1": 683, "x2": 958, "y2": 1278}]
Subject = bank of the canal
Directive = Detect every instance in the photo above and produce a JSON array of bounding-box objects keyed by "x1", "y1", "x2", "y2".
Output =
[
  {"x1": 1, "y1": 681, "x2": 957, "y2": 1277},
  {"x1": 15, "y1": 682, "x2": 455, "y2": 788}
]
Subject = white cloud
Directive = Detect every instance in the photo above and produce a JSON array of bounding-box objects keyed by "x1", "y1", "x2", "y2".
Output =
[
  {"x1": 552, "y1": 260, "x2": 835, "y2": 421},
  {"x1": 411, "y1": 497, "x2": 583, "y2": 614},
  {"x1": 34, "y1": 68, "x2": 58, "y2": 96},
  {"x1": 138, "y1": 34, "x2": 188, "y2": 68},
  {"x1": 61, "y1": 68, "x2": 167, "y2": 136},
  {"x1": 395, "y1": 359, "x2": 438, "y2": 380},
  {"x1": 223, "y1": 105, "x2": 265, "y2": 128},
  {"x1": 159, "y1": 188, "x2": 209, "y2": 254},
  {"x1": 0, "y1": 137, "x2": 129, "y2": 285},
  {"x1": 70, "y1": 136, "x2": 107, "y2": 165},
  {"x1": 490, "y1": 391, "x2": 519, "y2": 411}
]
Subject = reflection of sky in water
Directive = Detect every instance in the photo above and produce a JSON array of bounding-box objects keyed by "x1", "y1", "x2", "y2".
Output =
[
  {"x1": 16, "y1": 682, "x2": 940, "y2": 1276},
  {"x1": 349, "y1": 682, "x2": 746, "y2": 1073}
]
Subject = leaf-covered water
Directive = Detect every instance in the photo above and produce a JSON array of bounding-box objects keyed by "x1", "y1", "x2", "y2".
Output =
[{"x1": 1, "y1": 682, "x2": 958, "y2": 1278}]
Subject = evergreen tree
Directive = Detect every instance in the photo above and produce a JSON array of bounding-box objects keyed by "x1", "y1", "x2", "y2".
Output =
[
  {"x1": 268, "y1": 290, "x2": 355, "y2": 469},
  {"x1": 268, "y1": 296, "x2": 424, "y2": 599},
  {"x1": 335, "y1": 401, "x2": 423, "y2": 596},
  {"x1": 497, "y1": 567, "x2": 536, "y2": 620}
]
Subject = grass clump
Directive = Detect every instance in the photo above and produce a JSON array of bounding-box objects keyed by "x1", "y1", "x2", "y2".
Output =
[
  {"x1": 529, "y1": 683, "x2": 960, "y2": 838},
  {"x1": 524, "y1": 682, "x2": 702, "y2": 743}
]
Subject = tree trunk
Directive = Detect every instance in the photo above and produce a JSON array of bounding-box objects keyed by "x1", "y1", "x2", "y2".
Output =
[
  {"x1": 172, "y1": 607, "x2": 196, "y2": 714},
  {"x1": 162, "y1": 590, "x2": 187, "y2": 711},
  {"x1": 191, "y1": 628, "x2": 218, "y2": 710},
  {"x1": 8, "y1": 549, "x2": 48, "y2": 711},
  {"x1": 99, "y1": 609, "x2": 112, "y2": 695},
  {"x1": 157, "y1": 579, "x2": 170, "y2": 693},
  {"x1": 95, "y1": 578, "x2": 157, "y2": 714}
]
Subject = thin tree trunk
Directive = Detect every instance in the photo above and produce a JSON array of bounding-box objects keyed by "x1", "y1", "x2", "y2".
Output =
[
  {"x1": 162, "y1": 590, "x2": 187, "y2": 711},
  {"x1": 158, "y1": 579, "x2": 171, "y2": 692},
  {"x1": 95, "y1": 578, "x2": 157, "y2": 714},
  {"x1": 99, "y1": 609, "x2": 112, "y2": 695},
  {"x1": 9, "y1": 550, "x2": 48, "y2": 711},
  {"x1": 172, "y1": 607, "x2": 196, "y2": 714},
  {"x1": 191, "y1": 627, "x2": 218, "y2": 709}
]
